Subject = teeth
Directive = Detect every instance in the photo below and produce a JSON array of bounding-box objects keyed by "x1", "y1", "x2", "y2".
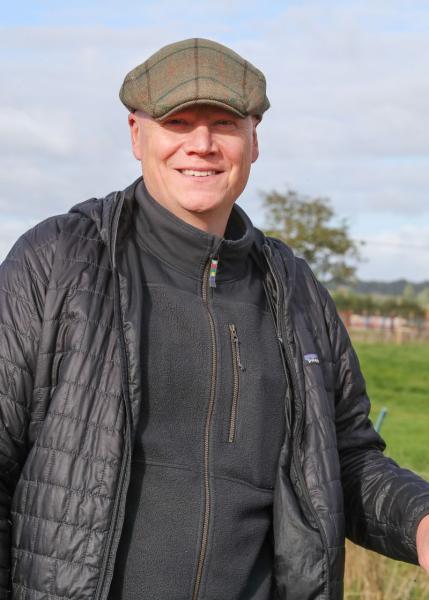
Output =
[{"x1": 180, "y1": 169, "x2": 218, "y2": 177}]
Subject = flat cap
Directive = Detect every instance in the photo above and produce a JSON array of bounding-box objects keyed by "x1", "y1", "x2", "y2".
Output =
[{"x1": 119, "y1": 38, "x2": 270, "y2": 120}]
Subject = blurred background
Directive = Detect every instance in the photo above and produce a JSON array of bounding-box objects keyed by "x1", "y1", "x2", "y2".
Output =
[{"x1": 1, "y1": 1, "x2": 429, "y2": 597}]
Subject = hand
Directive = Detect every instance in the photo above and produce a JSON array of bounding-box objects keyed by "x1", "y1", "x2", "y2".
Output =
[{"x1": 416, "y1": 514, "x2": 429, "y2": 574}]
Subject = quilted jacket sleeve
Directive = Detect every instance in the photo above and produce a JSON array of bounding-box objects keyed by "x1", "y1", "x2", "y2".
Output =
[
  {"x1": 321, "y1": 285, "x2": 429, "y2": 564},
  {"x1": 0, "y1": 228, "x2": 51, "y2": 596}
]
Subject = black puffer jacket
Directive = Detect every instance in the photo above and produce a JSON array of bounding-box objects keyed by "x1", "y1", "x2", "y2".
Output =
[{"x1": 1, "y1": 179, "x2": 429, "y2": 600}]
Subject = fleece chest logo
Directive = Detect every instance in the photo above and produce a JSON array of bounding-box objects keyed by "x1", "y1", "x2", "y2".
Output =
[{"x1": 304, "y1": 353, "x2": 320, "y2": 365}]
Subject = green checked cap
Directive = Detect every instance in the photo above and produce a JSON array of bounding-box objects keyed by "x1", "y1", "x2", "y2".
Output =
[{"x1": 119, "y1": 38, "x2": 270, "y2": 120}]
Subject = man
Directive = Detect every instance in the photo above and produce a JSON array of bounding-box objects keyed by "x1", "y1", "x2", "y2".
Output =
[{"x1": 0, "y1": 37, "x2": 428, "y2": 600}]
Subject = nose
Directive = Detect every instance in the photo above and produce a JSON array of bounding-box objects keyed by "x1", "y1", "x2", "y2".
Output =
[{"x1": 183, "y1": 125, "x2": 216, "y2": 156}]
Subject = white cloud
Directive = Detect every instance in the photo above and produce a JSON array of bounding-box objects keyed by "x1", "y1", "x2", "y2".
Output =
[
  {"x1": 0, "y1": 107, "x2": 75, "y2": 156},
  {"x1": 357, "y1": 225, "x2": 429, "y2": 282},
  {"x1": 253, "y1": 155, "x2": 429, "y2": 217}
]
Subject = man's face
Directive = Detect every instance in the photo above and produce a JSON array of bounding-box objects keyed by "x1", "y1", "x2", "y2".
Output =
[{"x1": 128, "y1": 105, "x2": 259, "y2": 232}]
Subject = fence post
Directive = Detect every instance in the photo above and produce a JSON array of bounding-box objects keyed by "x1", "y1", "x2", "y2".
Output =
[{"x1": 374, "y1": 407, "x2": 388, "y2": 433}]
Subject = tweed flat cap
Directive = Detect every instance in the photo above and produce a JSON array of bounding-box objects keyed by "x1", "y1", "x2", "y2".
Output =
[{"x1": 119, "y1": 38, "x2": 270, "y2": 120}]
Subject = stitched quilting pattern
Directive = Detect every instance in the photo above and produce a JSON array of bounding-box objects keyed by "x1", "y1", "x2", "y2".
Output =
[{"x1": 0, "y1": 212, "x2": 124, "y2": 599}]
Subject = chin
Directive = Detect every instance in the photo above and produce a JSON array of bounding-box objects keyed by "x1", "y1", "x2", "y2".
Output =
[{"x1": 176, "y1": 195, "x2": 227, "y2": 215}]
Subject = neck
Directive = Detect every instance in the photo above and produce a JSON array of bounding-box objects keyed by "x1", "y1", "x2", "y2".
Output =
[
  {"x1": 133, "y1": 179, "x2": 255, "y2": 284},
  {"x1": 177, "y1": 210, "x2": 231, "y2": 237},
  {"x1": 143, "y1": 179, "x2": 232, "y2": 237}
]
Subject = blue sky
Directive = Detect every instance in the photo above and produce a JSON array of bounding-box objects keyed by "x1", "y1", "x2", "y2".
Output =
[
  {"x1": 3, "y1": 0, "x2": 428, "y2": 32},
  {"x1": 1, "y1": 0, "x2": 429, "y2": 281},
  {"x1": 2, "y1": 0, "x2": 287, "y2": 27}
]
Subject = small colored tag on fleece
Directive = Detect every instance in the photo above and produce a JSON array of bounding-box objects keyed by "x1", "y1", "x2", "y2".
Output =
[{"x1": 209, "y1": 258, "x2": 219, "y2": 288}]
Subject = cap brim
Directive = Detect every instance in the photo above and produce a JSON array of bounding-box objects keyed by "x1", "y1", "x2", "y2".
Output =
[{"x1": 155, "y1": 98, "x2": 247, "y2": 120}]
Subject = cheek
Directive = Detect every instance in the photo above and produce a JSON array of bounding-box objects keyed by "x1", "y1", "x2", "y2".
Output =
[
  {"x1": 235, "y1": 132, "x2": 253, "y2": 161},
  {"x1": 149, "y1": 132, "x2": 182, "y2": 164},
  {"x1": 231, "y1": 145, "x2": 253, "y2": 180}
]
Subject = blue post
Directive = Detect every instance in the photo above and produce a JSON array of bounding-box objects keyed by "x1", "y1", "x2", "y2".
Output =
[{"x1": 375, "y1": 407, "x2": 388, "y2": 433}]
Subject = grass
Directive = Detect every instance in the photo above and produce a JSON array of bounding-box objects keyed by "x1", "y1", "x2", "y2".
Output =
[
  {"x1": 353, "y1": 341, "x2": 429, "y2": 478},
  {"x1": 344, "y1": 541, "x2": 429, "y2": 600},
  {"x1": 344, "y1": 341, "x2": 429, "y2": 599}
]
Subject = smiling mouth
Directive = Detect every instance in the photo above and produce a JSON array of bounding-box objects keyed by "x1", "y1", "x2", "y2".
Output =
[{"x1": 177, "y1": 169, "x2": 222, "y2": 177}]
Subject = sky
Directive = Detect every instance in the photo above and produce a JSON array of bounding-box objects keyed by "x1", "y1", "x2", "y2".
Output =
[{"x1": 1, "y1": 0, "x2": 429, "y2": 281}]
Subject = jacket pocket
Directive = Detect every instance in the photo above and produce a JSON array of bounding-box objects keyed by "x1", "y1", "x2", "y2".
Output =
[{"x1": 227, "y1": 324, "x2": 245, "y2": 443}]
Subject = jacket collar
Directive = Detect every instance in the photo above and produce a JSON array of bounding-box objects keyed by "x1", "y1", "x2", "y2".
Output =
[
  {"x1": 69, "y1": 177, "x2": 296, "y2": 297},
  {"x1": 131, "y1": 178, "x2": 255, "y2": 282}
]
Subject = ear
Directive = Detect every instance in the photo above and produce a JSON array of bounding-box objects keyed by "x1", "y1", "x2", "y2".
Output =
[
  {"x1": 251, "y1": 120, "x2": 259, "y2": 163},
  {"x1": 128, "y1": 112, "x2": 142, "y2": 161}
]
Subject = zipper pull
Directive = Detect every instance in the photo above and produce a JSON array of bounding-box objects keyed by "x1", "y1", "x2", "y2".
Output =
[
  {"x1": 230, "y1": 325, "x2": 245, "y2": 371},
  {"x1": 209, "y1": 258, "x2": 219, "y2": 288}
]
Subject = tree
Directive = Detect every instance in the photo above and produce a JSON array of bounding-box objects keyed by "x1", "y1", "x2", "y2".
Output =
[
  {"x1": 402, "y1": 283, "x2": 415, "y2": 300},
  {"x1": 331, "y1": 290, "x2": 425, "y2": 319},
  {"x1": 262, "y1": 189, "x2": 362, "y2": 284},
  {"x1": 417, "y1": 287, "x2": 429, "y2": 308}
]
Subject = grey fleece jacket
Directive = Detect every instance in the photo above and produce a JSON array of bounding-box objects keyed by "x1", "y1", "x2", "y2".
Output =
[{"x1": 108, "y1": 181, "x2": 287, "y2": 600}]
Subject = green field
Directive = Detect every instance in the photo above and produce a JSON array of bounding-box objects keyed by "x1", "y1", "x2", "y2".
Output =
[
  {"x1": 345, "y1": 341, "x2": 429, "y2": 599},
  {"x1": 354, "y1": 341, "x2": 429, "y2": 478}
]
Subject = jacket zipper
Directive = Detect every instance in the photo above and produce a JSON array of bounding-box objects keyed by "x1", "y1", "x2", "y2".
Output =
[
  {"x1": 95, "y1": 195, "x2": 133, "y2": 600},
  {"x1": 262, "y1": 242, "x2": 331, "y2": 598},
  {"x1": 261, "y1": 247, "x2": 292, "y2": 432},
  {"x1": 51, "y1": 352, "x2": 64, "y2": 388},
  {"x1": 192, "y1": 255, "x2": 219, "y2": 600},
  {"x1": 262, "y1": 280, "x2": 292, "y2": 434},
  {"x1": 228, "y1": 324, "x2": 245, "y2": 443}
]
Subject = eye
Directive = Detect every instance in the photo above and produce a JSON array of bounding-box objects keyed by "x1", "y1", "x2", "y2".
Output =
[
  {"x1": 214, "y1": 119, "x2": 235, "y2": 127},
  {"x1": 162, "y1": 117, "x2": 189, "y2": 129}
]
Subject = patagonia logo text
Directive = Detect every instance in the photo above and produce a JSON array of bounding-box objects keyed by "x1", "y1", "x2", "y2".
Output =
[{"x1": 304, "y1": 353, "x2": 320, "y2": 365}]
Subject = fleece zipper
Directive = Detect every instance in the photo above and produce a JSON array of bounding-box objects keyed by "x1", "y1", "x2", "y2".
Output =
[
  {"x1": 262, "y1": 241, "x2": 331, "y2": 599},
  {"x1": 192, "y1": 248, "x2": 222, "y2": 600},
  {"x1": 227, "y1": 324, "x2": 245, "y2": 443}
]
